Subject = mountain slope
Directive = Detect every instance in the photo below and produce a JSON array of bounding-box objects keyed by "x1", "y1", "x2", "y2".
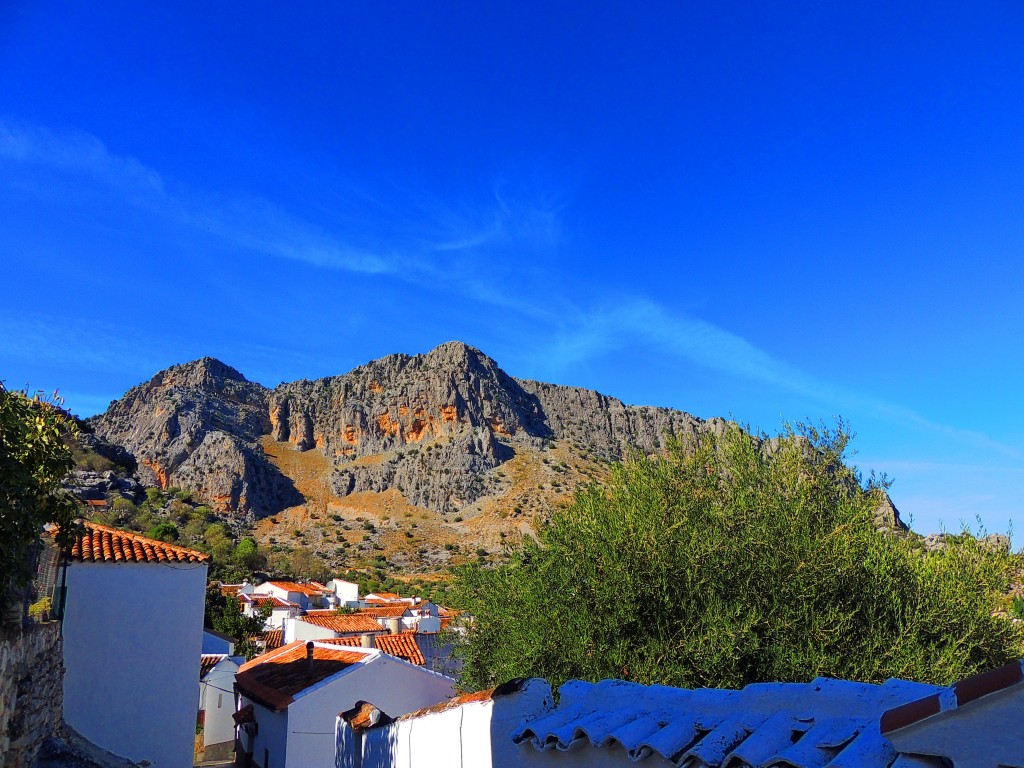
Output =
[{"x1": 87, "y1": 342, "x2": 901, "y2": 570}]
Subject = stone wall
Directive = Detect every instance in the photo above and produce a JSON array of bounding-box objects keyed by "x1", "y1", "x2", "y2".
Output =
[{"x1": 0, "y1": 622, "x2": 64, "y2": 768}]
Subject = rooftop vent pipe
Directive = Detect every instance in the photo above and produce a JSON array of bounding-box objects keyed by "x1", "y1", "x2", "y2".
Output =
[{"x1": 306, "y1": 641, "x2": 315, "y2": 675}]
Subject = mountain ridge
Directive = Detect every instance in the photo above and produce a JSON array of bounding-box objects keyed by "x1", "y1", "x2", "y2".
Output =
[{"x1": 85, "y1": 342, "x2": 902, "y2": 571}]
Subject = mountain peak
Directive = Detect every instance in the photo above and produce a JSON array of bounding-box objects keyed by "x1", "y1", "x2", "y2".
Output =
[{"x1": 149, "y1": 357, "x2": 251, "y2": 390}]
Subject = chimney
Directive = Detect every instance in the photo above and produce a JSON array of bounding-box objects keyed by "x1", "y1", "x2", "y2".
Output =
[
  {"x1": 360, "y1": 633, "x2": 375, "y2": 649},
  {"x1": 305, "y1": 641, "x2": 315, "y2": 675},
  {"x1": 387, "y1": 617, "x2": 401, "y2": 635}
]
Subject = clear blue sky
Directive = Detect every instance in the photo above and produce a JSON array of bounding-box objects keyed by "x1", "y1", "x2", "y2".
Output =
[{"x1": 2, "y1": 2, "x2": 1022, "y2": 541}]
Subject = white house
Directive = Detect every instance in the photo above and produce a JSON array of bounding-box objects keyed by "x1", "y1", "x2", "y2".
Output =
[
  {"x1": 284, "y1": 611, "x2": 386, "y2": 644},
  {"x1": 340, "y1": 667, "x2": 1024, "y2": 768},
  {"x1": 61, "y1": 522, "x2": 209, "y2": 768},
  {"x1": 239, "y1": 592, "x2": 300, "y2": 629},
  {"x1": 253, "y1": 580, "x2": 329, "y2": 611},
  {"x1": 199, "y1": 654, "x2": 242, "y2": 761},
  {"x1": 325, "y1": 578, "x2": 360, "y2": 607},
  {"x1": 234, "y1": 640, "x2": 455, "y2": 768}
]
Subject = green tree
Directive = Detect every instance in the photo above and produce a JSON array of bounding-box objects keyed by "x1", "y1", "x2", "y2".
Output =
[
  {"x1": 0, "y1": 386, "x2": 79, "y2": 614},
  {"x1": 205, "y1": 588, "x2": 272, "y2": 660},
  {"x1": 452, "y1": 422, "x2": 1024, "y2": 691},
  {"x1": 146, "y1": 522, "x2": 179, "y2": 543}
]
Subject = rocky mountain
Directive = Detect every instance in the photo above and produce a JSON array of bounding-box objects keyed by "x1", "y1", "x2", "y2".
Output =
[
  {"x1": 87, "y1": 358, "x2": 301, "y2": 518},
  {"x1": 89, "y1": 343, "x2": 715, "y2": 520},
  {"x1": 87, "y1": 341, "x2": 901, "y2": 570}
]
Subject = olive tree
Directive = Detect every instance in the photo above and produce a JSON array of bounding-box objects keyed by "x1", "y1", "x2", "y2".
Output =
[
  {"x1": 452, "y1": 422, "x2": 1023, "y2": 691},
  {"x1": 0, "y1": 385, "x2": 79, "y2": 612}
]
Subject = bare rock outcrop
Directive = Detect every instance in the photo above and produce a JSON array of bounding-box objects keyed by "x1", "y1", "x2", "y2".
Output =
[
  {"x1": 88, "y1": 358, "x2": 300, "y2": 519},
  {"x1": 85, "y1": 342, "x2": 904, "y2": 529}
]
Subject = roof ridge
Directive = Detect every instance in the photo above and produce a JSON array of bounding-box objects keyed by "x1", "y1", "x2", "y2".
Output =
[{"x1": 66, "y1": 521, "x2": 210, "y2": 563}]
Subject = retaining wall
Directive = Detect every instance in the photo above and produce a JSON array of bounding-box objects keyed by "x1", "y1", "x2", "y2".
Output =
[{"x1": 0, "y1": 622, "x2": 64, "y2": 767}]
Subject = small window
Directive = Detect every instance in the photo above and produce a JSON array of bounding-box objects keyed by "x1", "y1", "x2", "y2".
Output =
[{"x1": 217, "y1": 693, "x2": 223, "y2": 708}]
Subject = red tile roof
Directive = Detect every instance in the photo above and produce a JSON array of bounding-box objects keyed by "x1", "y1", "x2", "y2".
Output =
[
  {"x1": 239, "y1": 594, "x2": 296, "y2": 609},
  {"x1": 260, "y1": 581, "x2": 327, "y2": 596},
  {"x1": 200, "y1": 654, "x2": 227, "y2": 680},
  {"x1": 261, "y1": 628, "x2": 283, "y2": 650},
  {"x1": 67, "y1": 522, "x2": 209, "y2": 564},
  {"x1": 360, "y1": 605, "x2": 411, "y2": 618},
  {"x1": 320, "y1": 634, "x2": 425, "y2": 665},
  {"x1": 374, "y1": 633, "x2": 426, "y2": 666},
  {"x1": 236, "y1": 641, "x2": 369, "y2": 711},
  {"x1": 320, "y1": 637, "x2": 363, "y2": 648},
  {"x1": 298, "y1": 613, "x2": 384, "y2": 634}
]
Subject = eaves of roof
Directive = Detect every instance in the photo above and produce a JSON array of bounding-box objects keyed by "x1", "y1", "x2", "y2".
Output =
[
  {"x1": 66, "y1": 522, "x2": 209, "y2": 564},
  {"x1": 236, "y1": 641, "x2": 371, "y2": 711}
]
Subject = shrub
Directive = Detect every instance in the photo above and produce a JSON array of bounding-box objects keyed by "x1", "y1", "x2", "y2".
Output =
[{"x1": 452, "y1": 421, "x2": 1024, "y2": 691}]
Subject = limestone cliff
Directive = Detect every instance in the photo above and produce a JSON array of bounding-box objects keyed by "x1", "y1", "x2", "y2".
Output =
[
  {"x1": 88, "y1": 343, "x2": 902, "y2": 548},
  {"x1": 88, "y1": 357, "x2": 301, "y2": 519}
]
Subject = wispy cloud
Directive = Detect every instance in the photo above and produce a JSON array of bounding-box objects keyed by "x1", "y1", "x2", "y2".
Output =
[
  {"x1": 5, "y1": 119, "x2": 1015, "y2": 465},
  {"x1": 0, "y1": 119, "x2": 564, "y2": 285},
  {"x1": 0, "y1": 120, "x2": 164, "y2": 196},
  {"x1": 536, "y1": 297, "x2": 1024, "y2": 460}
]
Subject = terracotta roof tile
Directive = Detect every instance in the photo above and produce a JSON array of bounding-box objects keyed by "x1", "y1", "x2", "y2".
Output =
[
  {"x1": 239, "y1": 594, "x2": 296, "y2": 609},
  {"x1": 360, "y1": 605, "x2": 411, "y2": 618},
  {"x1": 297, "y1": 613, "x2": 384, "y2": 634},
  {"x1": 321, "y1": 634, "x2": 425, "y2": 665},
  {"x1": 200, "y1": 654, "x2": 227, "y2": 680},
  {"x1": 261, "y1": 628, "x2": 283, "y2": 650},
  {"x1": 67, "y1": 522, "x2": 209, "y2": 564},
  {"x1": 261, "y1": 581, "x2": 327, "y2": 596},
  {"x1": 375, "y1": 633, "x2": 426, "y2": 666},
  {"x1": 236, "y1": 641, "x2": 369, "y2": 711},
  {"x1": 321, "y1": 637, "x2": 363, "y2": 648}
]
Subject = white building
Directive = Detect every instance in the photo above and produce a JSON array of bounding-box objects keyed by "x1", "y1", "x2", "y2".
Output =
[
  {"x1": 234, "y1": 640, "x2": 455, "y2": 768},
  {"x1": 339, "y1": 665, "x2": 1024, "y2": 768},
  {"x1": 325, "y1": 578, "x2": 360, "y2": 607},
  {"x1": 252, "y1": 580, "x2": 329, "y2": 611},
  {"x1": 61, "y1": 522, "x2": 208, "y2": 768},
  {"x1": 199, "y1": 654, "x2": 242, "y2": 761},
  {"x1": 239, "y1": 592, "x2": 300, "y2": 629}
]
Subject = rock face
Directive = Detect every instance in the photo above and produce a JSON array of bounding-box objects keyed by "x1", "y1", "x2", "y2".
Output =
[
  {"x1": 268, "y1": 341, "x2": 714, "y2": 514},
  {"x1": 88, "y1": 358, "x2": 301, "y2": 519},
  {"x1": 88, "y1": 343, "x2": 903, "y2": 529}
]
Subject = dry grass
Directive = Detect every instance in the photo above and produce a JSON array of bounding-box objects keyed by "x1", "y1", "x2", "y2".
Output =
[{"x1": 255, "y1": 435, "x2": 610, "y2": 574}]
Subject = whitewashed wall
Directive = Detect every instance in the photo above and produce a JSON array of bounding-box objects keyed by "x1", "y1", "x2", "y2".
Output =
[
  {"x1": 242, "y1": 702, "x2": 288, "y2": 768},
  {"x1": 201, "y1": 657, "x2": 240, "y2": 752},
  {"x1": 339, "y1": 679, "x2": 554, "y2": 768},
  {"x1": 63, "y1": 560, "x2": 207, "y2": 768},
  {"x1": 283, "y1": 652, "x2": 455, "y2": 768}
]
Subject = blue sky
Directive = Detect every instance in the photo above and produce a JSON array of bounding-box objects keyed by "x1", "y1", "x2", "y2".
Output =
[{"x1": 2, "y1": 2, "x2": 1023, "y2": 541}]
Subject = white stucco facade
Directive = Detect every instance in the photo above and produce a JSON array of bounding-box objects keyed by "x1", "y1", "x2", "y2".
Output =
[
  {"x1": 326, "y1": 579, "x2": 360, "y2": 606},
  {"x1": 239, "y1": 649, "x2": 455, "y2": 768},
  {"x1": 338, "y1": 679, "x2": 556, "y2": 768},
  {"x1": 62, "y1": 559, "x2": 208, "y2": 768},
  {"x1": 200, "y1": 656, "x2": 241, "y2": 757}
]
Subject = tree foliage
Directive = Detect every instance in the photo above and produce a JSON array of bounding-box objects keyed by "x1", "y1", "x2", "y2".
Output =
[
  {"x1": 205, "y1": 587, "x2": 271, "y2": 660},
  {"x1": 452, "y1": 422, "x2": 1023, "y2": 691},
  {"x1": 0, "y1": 385, "x2": 79, "y2": 610}
]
